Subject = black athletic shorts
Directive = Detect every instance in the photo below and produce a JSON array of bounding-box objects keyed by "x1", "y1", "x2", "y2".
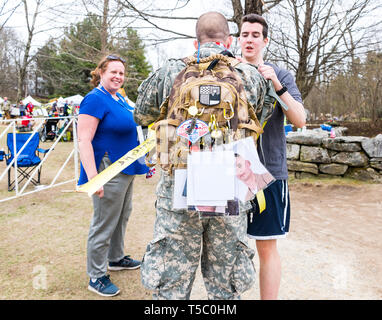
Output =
[{"x1": 247, "y1": 180, "x2": 290, "y2": 240}]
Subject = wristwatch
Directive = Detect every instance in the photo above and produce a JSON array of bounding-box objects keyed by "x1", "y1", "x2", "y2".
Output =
[{"x1": 276, "y1": 85, "x2": 288, "y2": 96}]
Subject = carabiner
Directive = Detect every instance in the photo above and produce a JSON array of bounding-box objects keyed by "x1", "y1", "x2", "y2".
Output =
[{"x1": 223, "y1": 101, "x2": 234, "y2": 120}]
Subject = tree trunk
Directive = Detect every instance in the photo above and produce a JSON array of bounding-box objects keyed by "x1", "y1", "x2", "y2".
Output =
[
  {"x1": 16, "y1": 0, "x2": 41, "y2": 102},
  {"x1": 371, "y1": 79, "x2": 381, "y2": 123},
  {"x1": 231, "y1": 0, "x2": 265, "y2": 35},
  {"x1": 245, "y1": 0, "x2": 264, "y2": 15},
  {"x1": 100, "y1": 0, "x2": 109, "y2": 57}
]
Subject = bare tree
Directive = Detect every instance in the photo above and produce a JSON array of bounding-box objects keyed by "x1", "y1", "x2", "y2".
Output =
[
  {"x1": 79, "y1": 0, "x2": 125, "y2": 57},
  {"x1": 231, "y1": 0, "x2": 283, "y2": 34},
  {"x1": 100, "y1": 0, "x2": 109, "y2": 56},
  {"x1": 362, "y1": 52, "x2": 382, "y2": 122},
  {"x1": 4, "y1": 0, "x2": 382, "y2": 117},
  {"x1": 0, "y1": 28, "x2": 20, "y2": 99},
  {"x1": 15, "y1": 0, "x2": 44, "y2": 102},
  {"x1": 116, "y1": 1, "x2": 283, "y2": 41},
  {"x1": 267, "y1": 0, "x2": 382, "y2": 100},
  {"x1": 117, "y1": 0, "x2": 196, "y2": 44},
  {"x1": 0, "y1": 0, "x2": 22, "y2": 32},
  {"x1": 12, "y1": 0, "x2": 81, "y2": 100}
]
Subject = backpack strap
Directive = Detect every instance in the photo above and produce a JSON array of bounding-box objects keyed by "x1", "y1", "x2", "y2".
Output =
[
  {"x1": 228, "y1": 57, "x2": 241, "y2": 68},
  {"x1": 151, "y1": 118, "x2": 181, "y2": 130},
  {"x1": 267, "y1": 80, "x2": 288, "y2": 111},
  {"x1": 150, "y1": 96, "x2": 169, "y2": 130},
  {"x1": 237, "y1": 121, "x2": 263, "y2": 136},
  {"x1": 182, "y1": 56, "x2": 195, "y2": 65}
]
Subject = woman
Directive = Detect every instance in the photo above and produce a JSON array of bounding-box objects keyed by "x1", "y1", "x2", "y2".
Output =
[{"x1": 77, "y1": 54, "x2": 148, "y2": 297}]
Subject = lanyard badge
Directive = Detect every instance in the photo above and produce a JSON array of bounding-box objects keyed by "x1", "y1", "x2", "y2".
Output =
[{"x1": 97, "y1": 85, "x2": 134, "y2": 112}]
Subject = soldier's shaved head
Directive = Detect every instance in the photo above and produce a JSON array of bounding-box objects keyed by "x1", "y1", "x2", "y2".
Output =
[{"x1": 196, "y1": 12, "x2": 230, "y2": 43}]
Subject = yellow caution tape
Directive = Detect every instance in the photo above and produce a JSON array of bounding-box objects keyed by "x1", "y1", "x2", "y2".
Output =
[
  {"x1": 256, "y1": 189, "x2": 266, "y2": 213},
  {"x1": 77, "y1": 129, "x2": 156, "y2": 196}
]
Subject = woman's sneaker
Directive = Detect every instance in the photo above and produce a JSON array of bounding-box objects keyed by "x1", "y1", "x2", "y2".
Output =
[
  {"x1": 88, "y1": 275, "x2": 120, "y2": 297},
  {"x1": 108, "y1": 255, "x2": 141, "y2": 271}
]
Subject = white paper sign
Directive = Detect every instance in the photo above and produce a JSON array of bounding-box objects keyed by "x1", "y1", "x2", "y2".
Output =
[
  {"x1": 186, "y1": 150, "x2": 235, "y2": 205},
  {"x1": 173, "y1": 169, "x2": 188, "y2": 209}
]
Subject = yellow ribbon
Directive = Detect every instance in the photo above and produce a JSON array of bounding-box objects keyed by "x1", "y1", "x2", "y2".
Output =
[
  {"x1": 77, "y1": 129, "x2": 156, "y2": 196},
  {"x1": 254, "y1": 99, "x2": 276, "y2": 212},
  {"x1": 256, "y1": 189, "x2": 266, "y2": 213}
]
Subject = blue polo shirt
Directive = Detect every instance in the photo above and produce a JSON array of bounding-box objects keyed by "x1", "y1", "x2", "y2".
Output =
[{"x1": 77, "y1": 87, "x2": 148, "y2": 185}]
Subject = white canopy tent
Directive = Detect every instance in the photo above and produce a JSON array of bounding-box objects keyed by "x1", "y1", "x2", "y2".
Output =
[
  {"x1": 22, "y1": 95, "x2": 42, "y2": 107},
  {"x1": 56, "y1": 96, "x2": 65, "y2": 108},
  {"x1": 32, "y1": 108, "x2": 49, "y2": 117},
  {"x1": 63, "y1": 94, "x2": 84, "y2": 106},
  {"x1": 47, "y1": 96, "x2": 63, "y2": 106}
]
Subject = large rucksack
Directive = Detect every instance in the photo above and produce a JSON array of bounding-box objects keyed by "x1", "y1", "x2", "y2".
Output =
[{"x1": 150, "y1": 53, "x2": 268, "y2": 174}]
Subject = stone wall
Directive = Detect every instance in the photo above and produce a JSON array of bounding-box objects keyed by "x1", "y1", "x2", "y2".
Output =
[{"x1": 286, "y1": 129, "x2": 382, "y2": 181}]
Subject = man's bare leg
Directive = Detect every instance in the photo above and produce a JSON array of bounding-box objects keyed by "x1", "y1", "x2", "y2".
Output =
[{"x1": 256, "y1": 239, "x2": 281, "y2": 300}]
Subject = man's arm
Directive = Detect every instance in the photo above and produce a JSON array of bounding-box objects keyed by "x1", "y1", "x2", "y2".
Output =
[
  {"x1": 134, "y1": 59, "x2": 186, "y2": 127},
  {"x1": 134, "y1": 72, "x2": 162, "y2": 126},
  {"x1": 258, "y1": 64, "x2": 306, "y2": 128}
]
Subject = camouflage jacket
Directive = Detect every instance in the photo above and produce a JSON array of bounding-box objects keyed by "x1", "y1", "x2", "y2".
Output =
[
  {"x1": 134, "y1": 42, "x2": 278, "y2": 127},
  {"x1": 2, "y1": 101, "x2": 10, "y2": 112}
]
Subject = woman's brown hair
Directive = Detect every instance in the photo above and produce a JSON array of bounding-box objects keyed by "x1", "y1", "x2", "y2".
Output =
[{"x1": 90, "y1": 54, "x2": 127, "y2": 87}]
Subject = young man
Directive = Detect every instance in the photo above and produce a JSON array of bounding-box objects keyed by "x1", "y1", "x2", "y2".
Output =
[{"x1": 239, "y1": 13, "x2": 306, "y2": 300}]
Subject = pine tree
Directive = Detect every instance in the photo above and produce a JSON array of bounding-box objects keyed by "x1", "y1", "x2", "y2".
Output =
[{"x1": 36, "y1": 19, "x2": 151, "y2": 100}]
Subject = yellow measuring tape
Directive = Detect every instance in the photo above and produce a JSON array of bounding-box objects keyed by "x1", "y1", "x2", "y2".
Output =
[{"x1": 77, "y1": 129, "x2": 156, "y2": 196}]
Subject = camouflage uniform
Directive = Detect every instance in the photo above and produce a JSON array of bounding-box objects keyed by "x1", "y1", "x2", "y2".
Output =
[
  {"x1": 1, "y1": 100, "x2": 10, "y2": 119},
  {"x1": 134, "y1": 43, "x2": 273, "y2": 300}
]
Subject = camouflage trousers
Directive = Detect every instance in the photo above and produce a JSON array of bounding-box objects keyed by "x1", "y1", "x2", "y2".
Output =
[{"x1": 141, "y1": 171, "x2": 256, "y2": 300}]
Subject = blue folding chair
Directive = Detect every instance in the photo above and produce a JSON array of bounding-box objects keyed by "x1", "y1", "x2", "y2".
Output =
[{"x1": 4, "y1": 132, "x2": 49, "y2": 191}]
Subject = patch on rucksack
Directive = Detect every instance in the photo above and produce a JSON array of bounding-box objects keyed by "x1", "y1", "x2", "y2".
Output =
[{"x1": 199, "y1": 85, "x2": 221, "y2": 106}]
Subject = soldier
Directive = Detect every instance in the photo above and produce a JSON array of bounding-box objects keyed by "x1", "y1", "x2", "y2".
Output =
[
  {"x1": 134, "y1": 11, "x2": 276, "y2": 300},
  {"x1": 2, "y1": 97, "x2": 10, "y2": 119}
]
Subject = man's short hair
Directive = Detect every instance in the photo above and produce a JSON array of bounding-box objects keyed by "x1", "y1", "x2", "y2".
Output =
[
  {"x1": 196, "y1": 12, "x2": 230, "y2": 43},
  {"x1": 240, "y1": 13, "x2": 268, "y2": 39}
]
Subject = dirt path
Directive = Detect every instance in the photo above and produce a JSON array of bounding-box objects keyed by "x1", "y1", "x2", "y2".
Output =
[
  {"x1": 188, "y1": 181, "x2": 382, "y2": 300},
  {"x1": 0, "y1": 173, "x2": 381, "y2": 300}
]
